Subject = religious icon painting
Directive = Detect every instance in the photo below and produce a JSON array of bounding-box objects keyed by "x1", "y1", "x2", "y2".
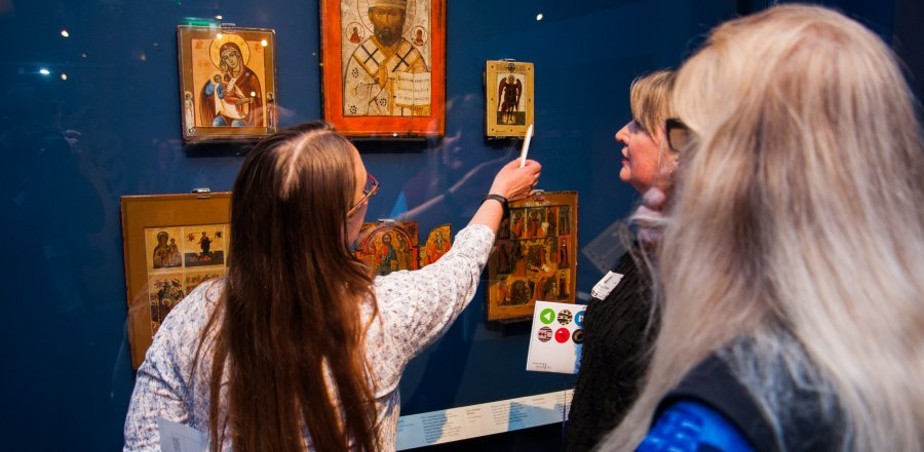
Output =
[
  {"x1": 148, "y1": 273, "x2": 185, "y2": 335},
  {"x1": 182, "y1": 224, "x2": 227, "y2": 268},
  {"x1": 353, "y1": 220, "x2": 451, "y2": 275},
  {"x1": 146, "y1": 227, "x2": 184, "y2": 271},
  {"x1": 419, "y1": 224, "x2": 451, "y2": 266},
  {"x1": 355, "y1": 220, "x2": 420, "y2": 275},
  {"x1": 320, "y1": 0, "x2": 446, "y2": 137},
  {"x1": 177, "y1": 25, "x2": 278, "y2": 142},
  {"x1": 122, "y1": 192, "x2": 231, "y2": 368},
  {"x1": 142, "y1": 222, "x2": 227, "y2": 336},
  {"x1": 487, "y1": 191, "x2": 578, "y2": 322},
  {"x1": 485, "y1": 60, "x2": 535, "y2": 138},
  {"x1": 185, "y1": 269, "x2": 226, "y2": 295}
]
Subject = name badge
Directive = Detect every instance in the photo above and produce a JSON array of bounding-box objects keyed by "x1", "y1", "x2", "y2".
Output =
[{"x1": 591, "y1": 271, "x2": 623, "y2": 300}]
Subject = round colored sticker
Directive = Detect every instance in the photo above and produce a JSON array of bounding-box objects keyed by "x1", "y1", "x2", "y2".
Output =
[
  {"x1": 557, "y1": 309, "x2": 573, "y2": 325},
  {"x1": 575, "y1": 310, "x2": 585, "y2": 327},
  {"x1": 538, "y1": 326, "x2": 553, "y2": 342},
  {"x1": 555, "y1": 328, "x2": 570, "y2": 343},
  {"x1": 539, "y1": 308, "x2": 556, "y2": 325},
  {"x1": 572, "y1": 328, "x2": 584, "y2": 344}
]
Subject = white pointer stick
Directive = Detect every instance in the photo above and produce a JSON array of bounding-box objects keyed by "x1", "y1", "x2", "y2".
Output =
[{"x1": 519, "y1": 124, "x2": 534, "y2": 168}]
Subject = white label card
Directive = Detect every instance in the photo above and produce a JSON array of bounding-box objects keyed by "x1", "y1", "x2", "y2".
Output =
[
  {"x1": 590, "y1": 271, "x2": 623, "y2": 300},
  {"x1": 525, "y1": 300, "x2": 585, "y2": 374},
  {"x1": 158, "y1": 417, "x2": 208, "y2": 452}
]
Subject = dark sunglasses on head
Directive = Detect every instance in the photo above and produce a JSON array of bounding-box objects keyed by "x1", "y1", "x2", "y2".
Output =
[
  {"x1": 347, "y1": 173, "x2": 380, "y2": 217},
  {"x1": 665, "y1": 118, "x2": 693, "y2": 152}
]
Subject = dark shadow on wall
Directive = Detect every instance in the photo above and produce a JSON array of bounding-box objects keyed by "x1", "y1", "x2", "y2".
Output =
[{"x1": 894, "y1": 0, "x2": 924, "y2": 107}]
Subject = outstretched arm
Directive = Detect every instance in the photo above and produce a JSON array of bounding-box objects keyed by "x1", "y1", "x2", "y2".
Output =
[{"x1": 469, "y1": 158, "x2": 541, "y2": 234}]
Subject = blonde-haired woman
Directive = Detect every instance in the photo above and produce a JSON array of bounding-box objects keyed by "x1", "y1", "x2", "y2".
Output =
[
  {"x1": 603, "y1": 5, "x2": 924, "y2": 451},
  {"x1": 565, "y1": 70, "x2": 677, "y2": 452}
]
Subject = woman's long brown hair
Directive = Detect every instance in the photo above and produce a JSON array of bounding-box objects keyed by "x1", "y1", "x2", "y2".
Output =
[{"x1": 199, "y1": 121, "x2": 379, "y2": 451}]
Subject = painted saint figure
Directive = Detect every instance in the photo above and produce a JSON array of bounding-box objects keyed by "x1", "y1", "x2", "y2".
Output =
[
  {"x1": 511, "y1": 280, "x2": 533, "y2": 306},
  {"x1": 201, "y1": 39, "x2": 264, "y2": 127},
  {"x1": 265, "y1": 92, "x2": 277, "y2": 130},
  {"x1": 498, "y1": 74, "x2": 522, "y2": 125},
  {"x1": 183, "y1": 92, "x2": 195, "y2": 132},
  {"x1": 423, "y1": 230, "x2": 450, "y2": 265},
  {"x1": 198, "y1": 232, "x2": 212, "y2": 257},
  {"x1": 396, "y1": 233, "x2": 412, "y2": 269},
  {"x1": 558, "y1": 206, "x2": 570, "y2": 235},
  {"x1": 153, "y1": 278, "x2": 185, "y2": 328},
  {"x1": 498, "y1": 276, "x2": 510, "y2": 306},
  {"x1": 511, "y1": 210, "x2": 525, "y2": 237},
  {"x1": 167, "y1": 239, "x2": 182, "y2": 267},
  {"x1": 151, "y1": 231, "x2": 170, "y2": 268},
  {"x1": 343, "y1": 0, "x2": 430, "y2": 117},
  {"x1": 527, "y1": 209, "x2": 542, "y2": 237},
  {"x1": 377, "y1": 233, "x2": 398, "y2": 275},
  {"x1": 558, "y1": 237, "x2": 569, "y2": 269}
]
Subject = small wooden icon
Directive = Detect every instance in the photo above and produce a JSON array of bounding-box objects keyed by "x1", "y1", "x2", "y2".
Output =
[
  {"x1": 485, "y1": 60, "x2": 535, "y2": 138},
  {"x1": 177, "y1": 25, "x2": 278, "y2": 142},
  {"x1": 354, "y1": 220, "x2": 451, "y2": 275}
]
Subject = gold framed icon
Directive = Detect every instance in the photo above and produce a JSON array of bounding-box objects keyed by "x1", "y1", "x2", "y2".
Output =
[
  {"x1": 121, "y1": 192, "x2": 231, "y2": 368},
  {"x1": 487, "y1": 191, "x2": 577, "y2": 322},
  {"x1": 177, "y1": 25, "x2": 278, "y2": 142},
  {"x1": 486, "y1": 60, "x2": 534, "y2": 138}
]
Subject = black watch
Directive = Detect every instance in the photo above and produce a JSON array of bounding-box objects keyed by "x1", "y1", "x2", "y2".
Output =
[{"x1": 482, "y1": 193, "x2": 510, "y2": 218}]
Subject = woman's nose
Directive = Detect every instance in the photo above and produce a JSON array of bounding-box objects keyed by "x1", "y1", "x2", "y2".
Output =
[{"x1": 615, "y1": 123, "x2": 630, "y2": 144}]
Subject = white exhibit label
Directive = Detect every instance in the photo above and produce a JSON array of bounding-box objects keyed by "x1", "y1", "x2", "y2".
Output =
[
  {"x1": 396, "y1": 389, "x2": 573, "y2": 450},
  {"x1": 156, "y1": 390, "x2": 573, "y2": 451}
]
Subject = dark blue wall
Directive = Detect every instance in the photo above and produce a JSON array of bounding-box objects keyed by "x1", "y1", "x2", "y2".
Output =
[{"x1": 0, "y1": 0, "x2": 909, "y2": 450}]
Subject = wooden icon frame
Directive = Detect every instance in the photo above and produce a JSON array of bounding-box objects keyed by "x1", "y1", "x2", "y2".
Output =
[
  {"x1": 353, "y1": 220, "x2": 451, "y2": 275},
  {"x1": 485, "y1": 60, "x2": 535, "y2": 138},
  {"x1": 121, "y1": 192, "x2": 231, "y2": 368},
  {"x1": 487, "y1": 191, "x2": 578, "y2": 322},
  {"x1": 177, "y1": 25, "x2": 278, "y2": 142}
]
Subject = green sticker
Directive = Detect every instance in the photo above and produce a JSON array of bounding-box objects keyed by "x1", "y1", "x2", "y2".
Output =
[{"x1": 539, "y1": 308, "x2": 555, "y2": 325}]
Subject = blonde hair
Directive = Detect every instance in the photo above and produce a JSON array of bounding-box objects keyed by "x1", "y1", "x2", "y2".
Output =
[
  {"x1": 628, "y1": 70, "x2": 679, "y2": 192},
  {"x1": 629, "y1": 70, "x2": 676, "y2": 141},
  {"x1": 604, "y1": 5, "x2": 924, "y2": 451}
]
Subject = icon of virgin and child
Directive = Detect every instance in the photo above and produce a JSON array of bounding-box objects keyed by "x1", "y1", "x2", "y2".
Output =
[{"x1": 200, "y1": 34, "x2": 264, "y2": 127}]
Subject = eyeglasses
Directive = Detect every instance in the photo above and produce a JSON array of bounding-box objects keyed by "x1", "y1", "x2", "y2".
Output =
[
  {"x1": 665, "y1": 118, "x2": 693, "y2": 152},
  {"x1": 347, "y1": 173, "x2": 379, "y2": 217}
]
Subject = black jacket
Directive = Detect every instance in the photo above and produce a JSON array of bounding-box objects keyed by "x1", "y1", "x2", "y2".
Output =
[{"x1": 565, "y1": 249, "x2": 658, "y2": 452}]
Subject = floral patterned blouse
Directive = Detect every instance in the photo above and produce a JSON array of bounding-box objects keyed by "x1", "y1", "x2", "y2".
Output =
[{"x1": 124, "y1": 224, "x2": 495, "y2": 451}]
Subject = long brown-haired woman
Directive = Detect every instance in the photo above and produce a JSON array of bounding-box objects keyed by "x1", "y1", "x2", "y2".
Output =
[{"x1": 123, "y1": 121, "x2": 541, "y2": 451}]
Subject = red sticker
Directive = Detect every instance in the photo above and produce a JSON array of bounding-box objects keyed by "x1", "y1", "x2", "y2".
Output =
[{"x1": 555, "y1": 328, "x2": 570, "y2": 343}]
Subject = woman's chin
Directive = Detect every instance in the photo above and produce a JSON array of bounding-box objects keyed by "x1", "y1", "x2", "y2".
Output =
[{"x1": 618, "y1": 168, "x2": 632, "y2": 184}]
